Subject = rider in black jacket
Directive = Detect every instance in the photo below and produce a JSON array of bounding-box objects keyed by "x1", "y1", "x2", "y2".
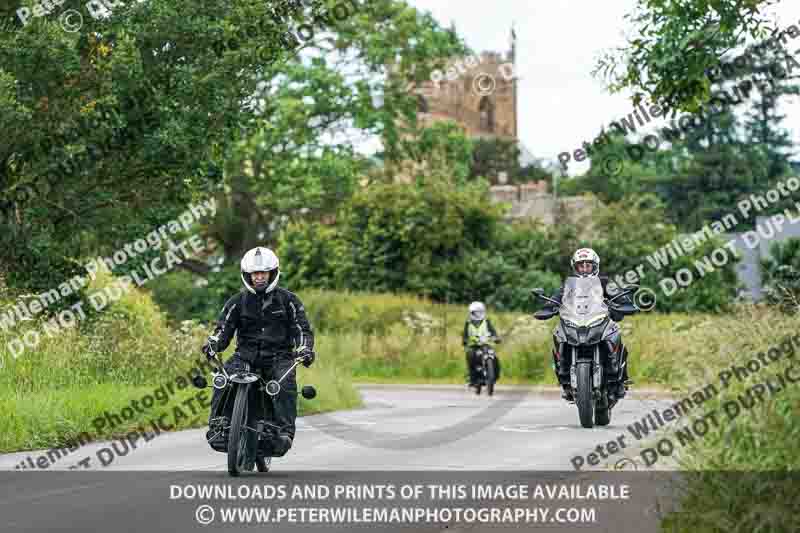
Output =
[{"x1": 202, "y1": 247, "x2": 314, "y2": 456}]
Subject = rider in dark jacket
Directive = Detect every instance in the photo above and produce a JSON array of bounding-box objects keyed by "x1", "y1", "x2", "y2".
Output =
[
  {"x1": 202, "y1": 247, "x2": 314, "y2": 456},
  {"x1": 539, "y1": 248, "x2": 634, "y2": 401}
]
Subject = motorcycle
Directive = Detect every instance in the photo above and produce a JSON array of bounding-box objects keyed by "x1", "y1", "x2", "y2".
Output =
[
  {"x1": 471, "y1": 334, "x2": 500, "y2": 397},
  {"x1": 531, "y1": 277, "x2": 638, "y2": 428},
  {"x1": 192, "y1": 346, "x2": 317, "y2": 476}
]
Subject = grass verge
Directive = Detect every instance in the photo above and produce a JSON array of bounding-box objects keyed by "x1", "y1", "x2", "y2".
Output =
[{"x1": 0, "y1": 274, "x2": 361, "y2": 454}]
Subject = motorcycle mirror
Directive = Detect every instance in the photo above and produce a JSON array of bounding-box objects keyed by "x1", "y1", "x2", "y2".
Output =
[
  {"x1": 533, "y1": 308, "x2": 558, "y2": 320},
  {"x1": 531, "y1": 287, "x2": 544, "y2": 295},
  {"x1": 301, "y1": 385, "x2": 317, "y2": 400},
  {"x1": 191, "y1": 375, "x2": 208, "y2": 389}
]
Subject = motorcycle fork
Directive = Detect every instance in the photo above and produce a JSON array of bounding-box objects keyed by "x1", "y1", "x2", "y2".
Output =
[
  {"x1": 569, "y1": 346, "x2": 603, "y2": 398},
  {"x1": 569, "y1": 346, "x2": 577, "y2": 390},
  {"x1": 255, "y1": 375, "x2": 283, "y2": 447},
  {"x1": 593, "y1": 345, "x2": 602, "y2": 400}
]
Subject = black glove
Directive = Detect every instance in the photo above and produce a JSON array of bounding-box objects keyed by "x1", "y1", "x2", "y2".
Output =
[{"x1": 300, "y1": 348, "x2": 315, "y2": 368}]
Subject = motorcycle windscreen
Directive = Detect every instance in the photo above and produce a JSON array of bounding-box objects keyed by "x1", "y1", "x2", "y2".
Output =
[{"x1": 560, "y1": 276, "x2": 608, "y2": 328}]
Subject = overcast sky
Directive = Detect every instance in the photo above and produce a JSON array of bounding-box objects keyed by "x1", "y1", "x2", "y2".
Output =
[{"x1": 405, "y1": 0, "x2": 800, "y2": 176}]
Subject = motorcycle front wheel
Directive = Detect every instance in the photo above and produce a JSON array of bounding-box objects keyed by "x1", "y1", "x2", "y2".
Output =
[
  {"x1": 486, "y1": 359, "x2": 496, "y2": 397},
  {"x1": 227, "y1": 384, "x2": 255, "y2": 476},
  {"x1": 576, "y1": 363, "x2": 594, "y2": 428}
]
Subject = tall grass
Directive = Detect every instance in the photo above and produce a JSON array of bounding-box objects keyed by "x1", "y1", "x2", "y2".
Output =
[
  {"x1": 0, "y1": 274, "x2": 361, "y2": 453},
  {"x1": 652, "y1": 305, "x2": 800, "y2": 532},
  {"x1": 295, "y1": 289, "x2": 738, "y2": 387}
]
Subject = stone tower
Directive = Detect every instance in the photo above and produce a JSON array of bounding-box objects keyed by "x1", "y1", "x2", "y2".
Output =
[
  {"x1": 413, "y1": 42, "x2": 518, "y2": 141},
  {"x1": 385, "y1": 28, "x2": 520, "y2": 183}
]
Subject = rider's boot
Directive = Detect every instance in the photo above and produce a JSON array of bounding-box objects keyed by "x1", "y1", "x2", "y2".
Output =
[
  {"x1": 616, "y1": 354, "x2": 632, "y2": 398},
  {"x1": 275, "y1": 433, "x2": 293, "y2": 455},
  {"x1": 560, "y1": 384, "x2": 574, "y2": 402},
  {"x1": 556, "y1": 349, "x2": 573, "y2": 401}
]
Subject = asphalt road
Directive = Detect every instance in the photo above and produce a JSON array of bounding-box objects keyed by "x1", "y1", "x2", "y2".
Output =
[
  {"x1": 1, "y1": 385, "x2": 675, "y2": 472},
  {"x1": 0, "y1": 385, "x2": 678, "y2": 533}
]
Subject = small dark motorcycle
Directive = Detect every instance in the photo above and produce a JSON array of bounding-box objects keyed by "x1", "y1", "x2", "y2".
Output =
[
  {"x1": 472, "y1": 334, "x2": 501, "y2": 397},
  {"x1": 192, "y1": 347, "x2": 316, "y2": 476}
]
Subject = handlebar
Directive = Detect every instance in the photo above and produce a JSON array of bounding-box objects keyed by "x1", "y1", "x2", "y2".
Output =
[
  {"x1": 205, "y1": 344, "x2": 311, "y2": 375},
  {"x1": 197, "y1": 347, "x2": 317, "y2": 400},
  {"x1": 530, "y1": 288, "x2": 561, "y2": 307},
  {"x1": 607, "y1": 284, "x2": 638, "y2": 303}
]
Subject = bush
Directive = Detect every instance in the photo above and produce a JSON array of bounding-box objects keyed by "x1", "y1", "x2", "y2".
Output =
[
  {"x1": 277, "y1": 181, "x2": 563, "y2": 311},
  {"x1": 589, "y1": 195, "x2": 740, "y2": 313},
  {"x1": 761, "y1": 238, "x2": 800, "y2": 314}
]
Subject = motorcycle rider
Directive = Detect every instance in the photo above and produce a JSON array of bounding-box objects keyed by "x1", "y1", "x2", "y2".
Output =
[
  {"x1": 202, "y1": 247, "x2": 315, "y2": 457},
  {"x1": 539, "y1": 248, "x2": 633, "y2": 401},
  {"x1": 462, "y1": 301, "x2": 501, "y2": 388}
]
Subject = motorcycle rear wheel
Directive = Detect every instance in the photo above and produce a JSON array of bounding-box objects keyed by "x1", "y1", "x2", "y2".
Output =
[{"x1": 576, "y1": 363, "x2": 594, "y2": 428}]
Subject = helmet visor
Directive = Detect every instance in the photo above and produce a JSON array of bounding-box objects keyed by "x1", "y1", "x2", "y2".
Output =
[
  {"x1": 575, "y1": 261, "x2": 596, "y2": 276},
  {"x1": 469, "y1": 309, "x2": 485, "y2": 321}
]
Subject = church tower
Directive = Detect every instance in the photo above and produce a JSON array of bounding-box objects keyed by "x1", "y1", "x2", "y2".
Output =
[{"x1": 414, "y1": 27, "x2": 519, "y2": 141}]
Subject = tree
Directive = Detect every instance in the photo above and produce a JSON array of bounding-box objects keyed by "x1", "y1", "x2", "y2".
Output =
[
  {"x1": 742, "y1": 47, "x2": 800, "y2": 183},
  {"x1": 594, "y1": 0, "x2": 780, "y2": 113},
  {"x1": 194, "y1": 0, "x2": 469, "y2": 269},
  {"x1": 1, "y1": 0, "x2": 469, "y2": 294},
  {"x1": 468, "y1": 137, "x2": 550, "y2": 185},
  {"x1": 1, "y1": 0, "x2": 329, "y2": 297}
]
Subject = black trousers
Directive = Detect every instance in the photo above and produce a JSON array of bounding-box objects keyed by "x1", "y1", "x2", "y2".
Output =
[
  {"x1": 465, "y1": 347, "x2": 481, "y2": 383},
  {"x1": 209, "y1": 353, "x2": 298, "y2": 439}
]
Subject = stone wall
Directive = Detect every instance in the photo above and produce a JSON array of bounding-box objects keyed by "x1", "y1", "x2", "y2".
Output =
[{"x1": 489, "y1": 183, "x2": 599, "y2": 228}]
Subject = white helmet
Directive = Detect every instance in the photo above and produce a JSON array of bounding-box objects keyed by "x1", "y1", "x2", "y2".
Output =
[
  {"x1": 241, "y1": 247, "x2": 280, "y2": 294},
  {"x1": 571, "y1": 248, "x2": 600, "y2": 278},
  {"x1": 468, "y1": 301, "x2": 486, "y2": 321}
]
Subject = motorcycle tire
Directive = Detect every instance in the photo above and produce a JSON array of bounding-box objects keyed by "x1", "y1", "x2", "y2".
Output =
[
  {"x1": 487, "y1": 360, "x2": 496, "y2": 397},
  {"x1": 475, "y1": 384, "x2": 482, "y2": 395},
  {"x1": 227, "y1": 384, "x2": 254, "y2": 476},
  {"x1": 576, "y1": 363, "x2": 594, "y2": 428},
  {"x1": 595, "y1": 406, "x2": 611, "y2": 426}
]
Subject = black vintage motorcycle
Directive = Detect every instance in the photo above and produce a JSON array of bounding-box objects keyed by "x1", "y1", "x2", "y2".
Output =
[
  {"x1": 192, "y1": 346, "x2": 316, "y2": 476},
  {"x1": 471, "y1": 333, "x2": 501, "y2": 396},
  {"x1": 532, "y1": 277, "x2": 638, "y2": 428}
]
